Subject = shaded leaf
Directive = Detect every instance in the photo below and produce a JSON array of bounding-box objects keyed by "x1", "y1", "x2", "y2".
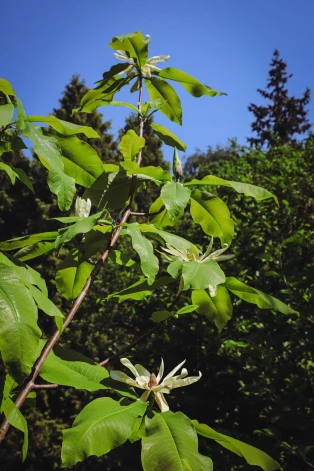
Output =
[
  {"x1": 150, "y1": 123, "x2": 186, "y2": 151},
  {"x1": 3, "y1": 398, "x2": 28, "y2": 461},
  {"x1": 55, "y1": 210, "x2": 105, "y2": 250},
  {"x1": 15, "y1": 242, "x2": 55, "y2": 262},
  {"x1": 109, "y1": 31, "x2": 149, "y2": 66},
  {"x1": 151, "y1": 310, "x2": 172, "y2": 322},
  {"x1": 127, "y1": 226, "x2": 159, "y2": 285},
  {"x1": 0, "y1": 162, "x2": 34, "y2": 193},
  {"x1": 84, "y1": 170, "x2": 134, "y2": 210},
  {"x1": 0, "y1": 232, "x2": 58, "y2": 251},
  {"x1": 55, "y1": 249, "x2": 93, "y2": 301},
  {"x1": 27, "y1": 115, "x2": 100, "y2": 138},
  {"x1": 108, "y1": 276, "x2": 174, "y2": 303},
  {"x1": 121, "y1": 161, "x2": 172, "y2": 183}
]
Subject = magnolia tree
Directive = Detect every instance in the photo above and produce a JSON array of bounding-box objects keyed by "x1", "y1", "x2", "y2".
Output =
[{"x1": 0, "y1": 32, "x2": 297, "y2": 470}]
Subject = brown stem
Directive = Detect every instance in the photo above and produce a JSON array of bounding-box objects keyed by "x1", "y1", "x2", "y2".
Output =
[{"x1": 0, "y1": 78, "x2": 145, "y2": 443}]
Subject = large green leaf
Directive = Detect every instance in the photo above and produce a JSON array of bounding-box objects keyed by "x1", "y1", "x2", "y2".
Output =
[
  {"x1": 155, "y1": 67, "x2": 226, "y2": 98},
  {"x1": 84, "y1": 170, "x2": 134, "y2": 210},
  {"x1": 0, "y1": 78, "x2": 15, "y2": 96},
  {"x1": 137, "y1": 224, "x2": 197, "y2": 251},
  {"x1": 22, "y1": 123, "x2": 76, "y2": 210},
  {"x1": 149, "y1": 197, "x2": 178, "y2": 229},
  {"x1": 190, "y1": 190, "x2": 234, "y2": 245},
  {"x1": 142, "y1": 411, "x2": 213, "y2": 471},
  {"x1": 168, "y1": 259, "x2": 226, "y2": 291},
  {"x1": 55, "y1": 249, "x2": 93, "y2": 301},
  {"x1": 27, "y1": 116, "x2": 99, "y2": 138},
  {"x1": 108, "y1": 276, "x2": 174, "y2": 303},
  {"x1": 0, "y1": 102, "x2": 14, "y2": 126},
  {"x1": 145, "y1": 77, "x2": 182, "y2": 125},
  {"x1": 185, "y1": 176, "x2": 278, "y2": 203},
  {"x1": 0, "y1": 129, "x2": 26, "y2": 156},
  {"x1": 224, "y1": 277, "x2": 299, "y2": 315},
  {"x1": 55, "y1": 135, "x2": 104, "y2": 187},
  {"x1": 0, "y1": 232, "x2": 58, "y2": 251},
  {"x1": 0, "y1": 162, "x2": 34, "y2": 193},
  {"x1": 55, "y1": 210, "x2": 105, "y2": 250},
  {"x1": 0, "y1": 264, "x2": 41, "y2": 382},
  {"x1": 192, "y1": 420, "x2": 280, "y2": 471},
  {"x1": 15, "y1": 241, "x2": 55, "y2": 262},
  {"x1": 109, "y1": 31, "x2": 149, "y2": 66},
  {"x1": 127, "y1": 226, "x2": 159, "y2": 285},
  {"x1": 79, "y1": 76, "x2": 130, "y2": 113},
  {"x1": 26, "y1": 284, "x2": 64, "y2": 318},
  {"x1": 39, "y1": 343, "x2": 109, "y2": 391},
  {"x1": 121, "y1": 161, "x2": 172, "y2": 183},
  {"x1": 2, "y1": 398, "x2": 28, "y2": 461},
  {"x1": 150, "y1": 123, "x2": 186, "y2": 151},
  {"x1": 119, "y1": 129, "x2": 145, "y2": 161},
  {"x1": 62, "y1": 397, "x2": 147, "y2": 467},
  {"x1": 160, "y1": 181, "x2": 191, "y2": 220},
  {"x1": 192, "y1": 287, "x2": 233, "y2": 330}
]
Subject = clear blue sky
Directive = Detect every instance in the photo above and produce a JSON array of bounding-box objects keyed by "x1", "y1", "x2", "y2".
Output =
[{"x1": 2, "y1": 0, "x2": 314, "y2": 163}]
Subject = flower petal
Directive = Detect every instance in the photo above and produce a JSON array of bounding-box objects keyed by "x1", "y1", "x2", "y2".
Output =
[
  {"x1": 157, "y1": 358, "x2": 164, "y2": 383},
  {"x1": 120, "y1": 358, "x2": 143, "y2": 379},
  {"x1": 154, "y1": 392, "x2": 169, "y2": 412},
  {"x1": 135, "y1": 363, "x2": 151, "y2": 378},
  {"x1": 167, "y1": 372, "x2": 202, "y2": 390},
  {"x1": 162, "y1": 359, "x2": 186, "y2": 382},
  {"x1": 200, "y1": 237, "x2": 214, "y2": 261},
  {"x1": 147, "y1": 55, "x2": 170, "y2": 64},
  {"x1": 110, "y1": 370, "x2": 139, "y2": 388}
]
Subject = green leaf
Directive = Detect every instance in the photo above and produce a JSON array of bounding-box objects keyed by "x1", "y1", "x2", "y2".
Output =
[
  {"x1": 22, "y1": 123, "x2": 76, "y2": 210},
  {"x1": 15, "y1": 241, "x2": 55, "y2": 261},
  {"x1": 109, "y1": 250, "x2": 135, "y2": 267},
  {"x1": 127, "y1": 226, "x2": 159, "y2": 285},
  {"x1": 0, "y1": 103, "x2": 14, "y2": 126},
  {"x1": 121, "y1": 161, "x2": 172, "y2": 183},
  {"x1": 142, "y1": 411, "x2": 213, "y2": 471},
  {"x1": 145, "y1": 77, "x2": 182, "y2": 125},
  {"x1": 0, "y1": 232, "x2": 58, "y2": 251},
  {"x1": 56, "y1": 249, "x2": 93, "y2": 301},
  {"x1": 83, "y1": 225, "x2": 111, "y2": 258},
  {"x1": 0, "y1": 264, "x2": 41, "y2": 383},
  {"x1": 150, "y1": 123, "x2": 187, "y2": 151},
  {"x1": 39, "y1": 343, "x2": 108, "y2": 391},
  {"x1": 84, "y1": 170, "x2": 134, "y2": 210},
  {"x1": 3, "y1": 398, "x2": 28, "y2": 461},
  {"x1": 156, "y1": 67, "x2": 226, "y2": 98},
  {"x1": 185, "y1": 176, "x2": 278, "y2": 203},
  {"x1": 161, "y1": 181, "x2": 191, "y2": 220},
  {"x1": 79, "y1": 76, "x2": 130, "y2": 113},
  {"x1": 0, "y1": 78, "x2": 15, "y2": 96},
  {"x1": 192, "y1": 420, "x2": 280, "y2": 471},
  {"x1": 168, "y1": 260, "x2": 226, "y2": 291},
  {"x1": 26, "y1": 284, "x2": 64, "y2": 318},
  {"x1": 192, "y1": 287, "x2": 233, "y2": 330},
  {"x1": 190, "y1": 190, "x2": 234, "y2": 245},
  {"x1": 0, "y1": 162, "x2": 34, "y2": 193},
  {"x1": 26, "y1": 116, "x2": 100, "y2": 138},
  {"x1": 108, "y1": 276, "x2": 174, "y2": 303},
  {"x1": 0, "y1": 129, "x2": 26, "y2": 156},
  {"x1": 151, "y1": 310, "x2": 172, "y2": 322},
  {"x1": 55, "y1": 135, "x2": 104, "y2": 187},
  {"x1": 120, "y1": 129, "x2": 145, "y2": 161},
  {"x1": 224, "y1": 277, "x2": 299, "y2": 315},
  {"x1": 109, "y1": 100, "x2": 139, "y2": 113},
  {"x1": 62, "y1": 398, "x2": 147, "y2": 467},
  {"x1": 109, "y1": 31, "x2": 149, "y2": 66},
  {"x1": 148, "y1": 197, "x2": 177, "y2": 229},
  {"x1": 176, "y1": 305, "x2": 199, "y2": 315},
  {"x1": 137, "y1": 224, "x2": 197, "y2": 251},
  {"x1": 55, "y1": 210, "x2": 105, "y2": 250}
]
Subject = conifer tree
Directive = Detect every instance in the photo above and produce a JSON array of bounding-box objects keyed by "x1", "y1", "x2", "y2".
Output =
[{"x1": 248, "y1": 50, "x2": 311, "y2": 147}]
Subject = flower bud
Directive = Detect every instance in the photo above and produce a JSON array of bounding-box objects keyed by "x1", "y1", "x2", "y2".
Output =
[{"x1": 75, "y1": 197, "x2": 91, "y2": 218}]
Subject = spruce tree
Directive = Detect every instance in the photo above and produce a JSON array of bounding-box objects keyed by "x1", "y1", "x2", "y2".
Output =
[{"x1": 248, "y1": 50, "x2": 311, "y2": 148}]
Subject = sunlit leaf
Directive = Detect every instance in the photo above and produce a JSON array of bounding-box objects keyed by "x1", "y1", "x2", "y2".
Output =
[
  {"x1": 55, "y1": 210, "x2": 105, "y2": 250},
  {"x1": 15, "y1": 241, "x2": 55, "y2": 261},
  {"x1": 0, "y1": 78, "x2": 16, "y2": 96},
  {"x1": 120, "y1": 129, "x2": 145, "y2": 161},
  {"x1": 27, "y1": 116, "x2": 100, "y2": 138},
  {"x1": 0, "y1": 232, "x2": 58, "y2": 251},
  {"x1": 109, "y1": 31, "x2": 149, "y2": 66},
  {"x1": 0, "y1": 103, "x2": 14, "y2": 126},
  {"x1": 127, "y1": 226, "x2": 159, "y2": 285},
  {"x1": 121, "y1": 161, "x2": 172, "y2": 182},
  {"x1": 150, "y1": 123, "x2": 187, "y2": 151},
  {"x1": 192, "y1": 287, "x2": 233, "y2": 330},
  {"x1": 160, "y1": 181, "x2": 191, "y2": 220},
  {"x1": 145, "y1": 77, "x2": 182, "y2": 125},
  {"x1": 55, "y1": 249, "x2": 93, "y2": 301}
]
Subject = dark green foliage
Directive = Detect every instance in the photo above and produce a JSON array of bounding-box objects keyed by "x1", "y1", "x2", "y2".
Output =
[{"x1": 248, "y1": 50, "x2": 311, "y2": 148}]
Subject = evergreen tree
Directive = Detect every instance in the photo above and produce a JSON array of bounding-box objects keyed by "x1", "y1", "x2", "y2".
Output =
[
  {"x1": 248, "y1": 50, "x2": 311, "y2": 148},
  {"x1": 53, "y1": 75, "x2": 118, "y2": 162}
]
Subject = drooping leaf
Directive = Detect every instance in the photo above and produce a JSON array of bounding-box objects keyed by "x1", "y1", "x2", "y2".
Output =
[
  {"x1": 142, "y1": 411, "x2": 213, "y2": 471},
  {"x1": 224, "y1": 277, "x2": 299, "y2": 315},
  {"x1": 160, "y1": 181, "x2": 191, "y2": 220},
  {"x1": 26, "y1": 115, "x2": 100, "y2": 138},
  {"x1": 0, "y1": 232, "x2": 58, "y2": 251},
  {"x1": 150, "y1": 123, "x2": 187, "y2": 151},
  {"x1": 192, "y1": 287, "x2": 233, "y2": 330},
  {"x1": 108, "y1": 276, "x2": 174, "y2": 303},
  {"x1": 109, "y1": 31, "x2": 149, "y2": 66},
  {"x1": 0, "y1": 264, "x2": 41, "y2": 383},
  {"x1": 15, "y1": 241, "x2": 55, "y2": 262},
  {"x1": 145, "y1": 77, "x2": 182, "y2": 125},
  {"x1": 155, "y1": 67, "x2": 226, "y2": 98},
  {"x1": 55, "y1": 210, "x2": 105, "y2": 250},
  {"x1": 79, "y1": 76, "x2": 131, "y2": 113},
  {"x1": 39, "y1": 343, "x2": 108, "y2": 391},
  {"x1": 121, "y1": 161, "x2": 172, "y2": 183},
  {"x1": 190, "y1": 190, "x2": 234, "y2": 245},
  {"x1": 0, "y1": 162, "x2": 34, "y2": 193},
  {"x1": 185, "y1": 176, "x2": 278, "y2": 203},
  {"x1": 126, "y1": 226, "x2": 159, "y2": 285},
  {"x1": 62, "y1": 398, "x2": 147, "y2": 467},
  {"x1": 55, "y1": 135, "x2": 104, "y2": 187},
  {"x1": 26, "y1": 284, "x2": 64, "y2": 318},
  {"x1": 3, "y1": 398, "x2": 28, "y2": 461},
  {"x1": 55, "y1": 249, "x2": 93, "y2": 301},
  {"x1": 192, "y1": 420, "x2": 280, "y2": 471},
  {"x1": 119, "y1": 129, "x2": 145, "y2": 161}
]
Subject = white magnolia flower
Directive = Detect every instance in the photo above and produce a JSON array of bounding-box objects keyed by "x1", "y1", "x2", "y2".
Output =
[
  {"x1": 111, "y1": 358, "x2": 201, "y2": 412},
  {"x1": 75, "y1": 197, "x2": 91, "y2": 218},
  {"x1": 114, "y1": 50, "x2": 170, "y2": 78}
]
